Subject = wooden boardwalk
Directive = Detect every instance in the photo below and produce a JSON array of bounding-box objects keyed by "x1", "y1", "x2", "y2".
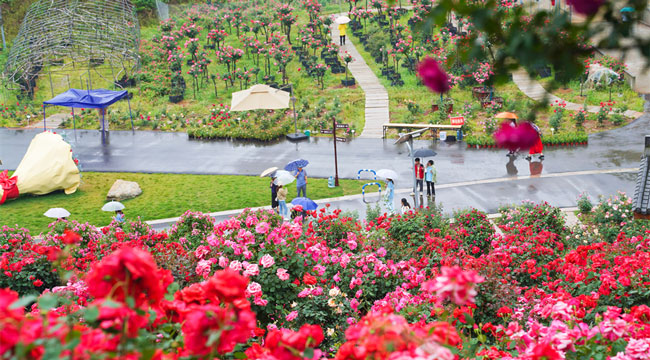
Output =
[{"x1": 331, "y1": 21, "x2": 389, "y2": 138}]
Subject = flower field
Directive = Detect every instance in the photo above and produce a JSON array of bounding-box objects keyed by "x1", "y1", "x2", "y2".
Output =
[
  {"x1": 344, "y1": 0, "x2": 636, "y2": 142},
  {"x1": 0, "y1": 0, "x2": 365, "y2": 140},
  {"x1": 2, "y1": 193, "x2": 650, "y2": 359}
]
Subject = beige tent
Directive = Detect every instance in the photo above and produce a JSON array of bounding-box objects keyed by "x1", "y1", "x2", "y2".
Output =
[{"x1": 230, "y1": 84, "x2": 290, "y2": 112}]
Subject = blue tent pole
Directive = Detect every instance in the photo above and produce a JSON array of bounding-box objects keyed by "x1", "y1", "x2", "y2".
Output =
[
  {"x1": 42, "y1": 105, "x2": 46, "y2": 131},
  {"x1": 127, "y1": 95, "x2": 134, "y2": 131},
  {"x1": 101, "y1": 109, "x2": 106, "y2": 144},
  {"x1": 71, "y1": 108, "x2": 76, "y2": 131}
]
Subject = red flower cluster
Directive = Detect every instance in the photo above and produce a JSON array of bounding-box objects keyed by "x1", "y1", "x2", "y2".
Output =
[
  {"x1": 245, "y1": 324, "x2": 324, "y2": 359},
  {"x1": 86, "y1": 247, "x2": 172, "y2": 307}
]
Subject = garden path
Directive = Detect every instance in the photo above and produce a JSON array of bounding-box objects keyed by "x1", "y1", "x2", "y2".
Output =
[
  {"x1": 25, "y1": 113, "x2": 70, "y2": 129},
  {"x1": 330, "y1": 18, "x2": 389, "y2": 138},
  {"x1": 512, "y1": 69, "x2": 644, "y2": 118}
]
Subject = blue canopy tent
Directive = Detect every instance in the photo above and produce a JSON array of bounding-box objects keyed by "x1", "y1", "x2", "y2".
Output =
[{"x1": 43, "y1": 89, "x2": 134, "y2": 142}]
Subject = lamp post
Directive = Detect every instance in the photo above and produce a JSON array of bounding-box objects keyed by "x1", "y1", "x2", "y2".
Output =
[{"x1": 286, "y1": 96, "x2": 308, "y2": 141}]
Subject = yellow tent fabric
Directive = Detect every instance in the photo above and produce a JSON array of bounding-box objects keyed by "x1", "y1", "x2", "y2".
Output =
[
  {"x1": 338, "y1": 23, "x2": 347, "y2": 36},
  {"x1": 8, "y1": 132, "x2": 80, "y2": 198}
]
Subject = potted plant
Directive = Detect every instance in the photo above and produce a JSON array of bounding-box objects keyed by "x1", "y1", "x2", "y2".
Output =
[
  {"x1": 340, "y1": 53, "x2": 355, "y2": 86},
  {"x1": 169, "y1": 74, "x2": 186, "y2": 103}
]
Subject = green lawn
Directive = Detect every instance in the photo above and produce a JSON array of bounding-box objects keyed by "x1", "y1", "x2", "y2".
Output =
[{"x1": 0, "y1": 172, "x2": 366, "y2": 234}]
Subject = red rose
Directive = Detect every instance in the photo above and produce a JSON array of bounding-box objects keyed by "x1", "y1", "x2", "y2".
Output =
[
  {"x1": 86, "y1": 247, "x2": 168, "y2": 307},
  {"x1": 203, "y1": 269, "x2": 249, "y2": 303},
  {"x1": 303, "y1": 273, "x2": 317, "y2": 286},
  {"x1": 61, "y1": 230, "x2": 81, "y2": 245}
]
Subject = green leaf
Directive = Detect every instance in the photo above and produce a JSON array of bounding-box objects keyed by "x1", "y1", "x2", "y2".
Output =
[
  {"x1": 125, "y1": 296, "x2": 136, "y2": 308},
  {"x1": 38, "y1": 293, "x2": 58, "y2": 311},
  {"x1": 233, "y1": 352, "x2": 247, "y2": 359},
  {"x1": 10, "y1": 295, "x2": 37, "y2": 310},
  {"x1": 303, "y1": 348, "x2": 315, "y2": 359},
  {"x1": 84, "y1": 306, "x2": 99, "y2": 323},
  {"x1": 42, "y1": 339, "x2": 62, "y2": 358}
]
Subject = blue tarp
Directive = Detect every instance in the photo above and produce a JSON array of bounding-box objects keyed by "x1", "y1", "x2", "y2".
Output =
[{"x1": 43, "y1": 89, "x2": 128, "y2": 109}]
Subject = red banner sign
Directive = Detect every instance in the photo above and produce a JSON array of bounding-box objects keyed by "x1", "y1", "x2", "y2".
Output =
[{"x1": 449, "y1": 116, "x2": 465, "y2": 126}]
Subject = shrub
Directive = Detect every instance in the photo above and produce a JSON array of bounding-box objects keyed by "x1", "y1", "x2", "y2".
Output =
[
  {"x1": 167, "y1": 210, "x2": 216, "y2": 250},
  {"x1": 452, "y1": 209, "x2": 495, "y2": 255},
  {"x1": 497, "y1": 201, "x2": 567, "y2": 235},
  {"x1": 577, "y1": 192, "x2": 593, "y2": 213}
]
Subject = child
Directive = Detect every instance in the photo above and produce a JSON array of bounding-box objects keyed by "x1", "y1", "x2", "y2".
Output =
[
  {"x1": 400, "y1": 198, "x2": 411, "y2": 214},
  {"x1": 276, "y1": 185, "x2": 288, "y2": 219},
  {"x1": 114, "y1": 210, "x2": 125, "y2": 223},
  {"x1": 425, "y1": 160, "x2": 436, "y2": 197}
]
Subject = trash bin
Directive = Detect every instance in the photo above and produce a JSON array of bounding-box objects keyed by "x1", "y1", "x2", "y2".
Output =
[
  {"x1": 328, "y1": 176, "x2": 335, "y2": 188},
  {"x1": 457, "y1": 129, "x2": 463, "y2": 141},
  {"x1": 439, "y1": 131, "x2": 447, "y2": 141},
  {"x1": 304, "y1": 130, "x2": 311, "y2": 137}
]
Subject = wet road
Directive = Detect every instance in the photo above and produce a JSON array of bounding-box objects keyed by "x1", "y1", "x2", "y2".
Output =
[
  {"x1": 1, "y1": 114, "x2": 647, "y2": 188},
  {"x1": 1, "y1": 115, "x2": 647, "y2": 227}
]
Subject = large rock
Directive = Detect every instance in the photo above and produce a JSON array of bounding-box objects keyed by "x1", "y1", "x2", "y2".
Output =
[{"x1": 106, "y1": 179, "x2": 142, "y2": 201}]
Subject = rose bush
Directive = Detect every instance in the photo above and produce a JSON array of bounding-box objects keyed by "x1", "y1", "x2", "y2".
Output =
[{"x1": 2, "y1": 196, "x2": 650, "y2": 359}]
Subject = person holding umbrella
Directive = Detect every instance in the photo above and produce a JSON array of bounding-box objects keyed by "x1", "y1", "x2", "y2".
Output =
[
  {"x1": 285, "y1": 159, "x2": 309, "y2": 198},
  {"x1": 273, "y1": 170, "x2": 295, "y2": 219},
  {"x1": 295, "y1": 166, "x2": 308, "y2": 197},
  {"x1": 338, "y1": 20, "x2": 348, "y2": 45},
  {"x1": 102, "y1": 200, "x2": 126, "y2": 223},
  {"x1": 384, "y1": 178, "x2": 395, "y2": 215},
  {"x1": 270, "y1": 176, "x2": 279, "y2": 213}
]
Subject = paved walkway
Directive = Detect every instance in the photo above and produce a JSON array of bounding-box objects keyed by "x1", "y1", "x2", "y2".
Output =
[
  {"x1": 512, "y1": 69, "x2": 644, "y2": 117},
  {"x1": 25, "y1": 113, "x2": 70, "y2": 129},
  {"x1": 331, "y1": 19, "x2": 389, "y2": 138}
]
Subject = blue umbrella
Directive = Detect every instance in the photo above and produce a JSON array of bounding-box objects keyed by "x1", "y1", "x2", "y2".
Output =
[
  {"x1": 284, "y1": 159, "x2": 309, "y2": 172},
  {"x1": 620, "y1": 7, "x2": 635, "y2": 12},
  {"x1": 291, "y1": 197, "x2": 318, "y2": 211}
]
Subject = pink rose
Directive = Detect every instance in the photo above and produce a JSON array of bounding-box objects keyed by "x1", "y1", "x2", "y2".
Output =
[
  {"x1": 286, "y1": 311, "x2": 298, "y2": 321},
  {"x1": 229, "y1": 260, "x2": 243, "y2": 271},
  {"x1": 424, "y1": 266, "x2": 485, "y2": 306},
  {"x1": 298, "y1": 288, "x2": 310, "y2": 298},
  {"x1": 244, "y1": 263, "x2": 260, "y2": 277},
  {"x1": 260, "y1": 254, "x2": 275, "y2": 268},
  {"x1": 255, "y1": 221, "x2": 270, "y2": 234},
  {"x1": 247, "y1": 281, "x2": 262, "y2": 295},
  {"x1": 347, "y1": 239, "x2": 357, "y2": 250},
  {"x1": 417, "y1": 57, "x2": 450, "y2": 93},
  {"x1": 277, "y1": 268, "x2": 290, "y2": 281}
]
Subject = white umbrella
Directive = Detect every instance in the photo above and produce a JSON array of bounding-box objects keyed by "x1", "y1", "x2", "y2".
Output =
[
  {"x1": 336, "y1": 15, "x2": 351, "y2": 24},
  {"x1": 230, "y1": 84, "x2": 290, "y2": 112},
  {"x1": 44, "y1": 208, "x2": 70, "y2": 218},
  {"x1": 376, "y1": 169, "x2": 399, "y2": 180},
  {"x1": 273, "y1": 170, "x2": 296, "y2": 186},
  {"x1": 260, "y1": 166, "x2": 278, "y2": 178},
  {"x1": 102, "y1": 201, "x2": 125, "y2": 212}
]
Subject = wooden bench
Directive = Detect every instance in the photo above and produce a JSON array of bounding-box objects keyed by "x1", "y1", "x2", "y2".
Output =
[{"x1": 382, "y1": 123, "x2": 462, "y2": 139}]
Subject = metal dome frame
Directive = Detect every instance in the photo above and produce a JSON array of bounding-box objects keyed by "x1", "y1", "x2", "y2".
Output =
[{"x1": 3, "y1": 0, "x2": 140, "y2": 95}]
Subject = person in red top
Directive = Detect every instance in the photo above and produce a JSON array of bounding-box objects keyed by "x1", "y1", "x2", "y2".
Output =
[
  {"x1": 414, "y1": 157, "x2": 425, "y2": 194},
  {"x1": 525, "y1": 122, "x2": 544, "y2": 161}
]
